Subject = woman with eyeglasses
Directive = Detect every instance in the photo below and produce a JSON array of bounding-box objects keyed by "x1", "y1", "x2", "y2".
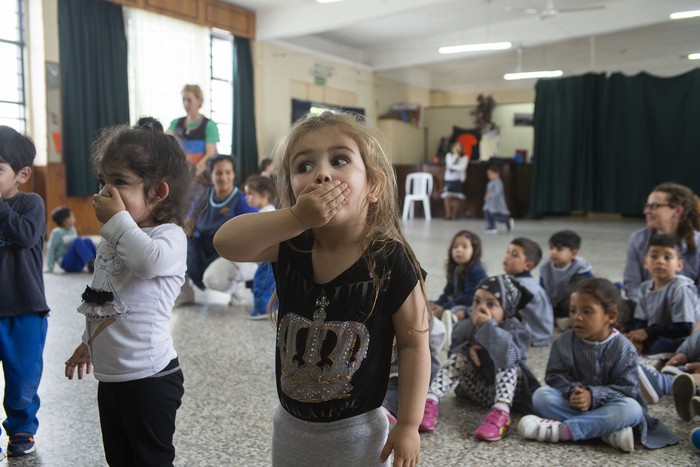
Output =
[{"x1": 623, "y1": 182, "x2": 700, "y2": 307}]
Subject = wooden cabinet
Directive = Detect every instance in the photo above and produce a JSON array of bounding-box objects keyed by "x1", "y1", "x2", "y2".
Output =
[{"x1": 395, "y1": 162, "x2": 532, "y2": 219}]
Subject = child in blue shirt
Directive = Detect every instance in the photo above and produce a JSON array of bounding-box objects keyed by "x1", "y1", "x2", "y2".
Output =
[
  {"x1": 626, "y1": 234, "x2": 699, "y2": 357},
  {"x1": 47, "y1": 206, "x2": 96, "y2": 273},
  {"x1": 539, "y1": 229, "x2": 593, "y2": 331},
  {"x1": 519, "y1": 278, "x2": 677, "y2": 452},
  {"x1": 503, "y1": 237, "x2": 554, "y2": 346}
]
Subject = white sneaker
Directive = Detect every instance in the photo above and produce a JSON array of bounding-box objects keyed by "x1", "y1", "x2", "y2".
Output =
[
  {"x1": 484, "y1": 228, "x2": 498, "y2": 234},
  {"x1": 173, "y1": 280, "x2": 195, "y2": 307},
  {"x1": 601, "y1": 426, "x2": 634, "y2": 453},
  {"x1": 637, "y1": 365, "x2": 660, "y2": 404},
  {"x1": 555, "y1": 317, "x2": 572, "y2": 331},
  {"x1": 518, "y1": 415, "x2": 564, "y2": 442},
  {"x1": 660, "y1": 365, "x2": 686, "y2": 377}
]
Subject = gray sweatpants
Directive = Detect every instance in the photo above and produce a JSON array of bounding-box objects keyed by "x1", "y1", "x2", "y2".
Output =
[{"x1": 272, "y1": 405, "x2": 390, "y2": 466}]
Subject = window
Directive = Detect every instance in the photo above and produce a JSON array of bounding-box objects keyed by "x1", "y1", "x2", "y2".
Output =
[
  {"x1": 210, "y1": 31, "x2": 233, "y2": 156},
  {"x1": 0, "y1": 0, "x2": 26, "y2": 132}
]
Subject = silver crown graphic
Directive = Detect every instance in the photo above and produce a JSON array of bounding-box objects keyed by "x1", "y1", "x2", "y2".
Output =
[{"x1": 278, "y1": 292, "x2": 370, "y2": 403}]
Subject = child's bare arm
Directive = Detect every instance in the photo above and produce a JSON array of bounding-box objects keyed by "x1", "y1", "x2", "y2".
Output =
[
  {"x1": 213, "y1": 181, "x2": 348, "y2": 263},
  {"x1": 380, "y1": 285, "x2": 431, "y2": 466}
]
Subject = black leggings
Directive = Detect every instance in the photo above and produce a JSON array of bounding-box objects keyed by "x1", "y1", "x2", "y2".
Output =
[{"x1": 97, "y1": 360, "x2": 184, "y2": 467}]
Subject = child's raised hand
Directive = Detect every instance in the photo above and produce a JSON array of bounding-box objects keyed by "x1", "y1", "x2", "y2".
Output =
[
  {"x1": 379, "y1": 423, "x2": 420, "y2": 467},
  {"x1": 471, "y1": 307, "x2": 491, "y2": 327},
  {"x1": 65, "y1": 343, "x2": 92, "y2": 380},
  {"x1": 666, "y1": 352, "x2": 688, "y2": 366},
  {"x1": 289, "y1": 181, "x2": 349, "y2": 228},
  {"x1": 93, "y1": 185, "x2": 126, "y2": 224},
  {"x1": 569, "y1": 386, "x2": 591, "y2": 411}
]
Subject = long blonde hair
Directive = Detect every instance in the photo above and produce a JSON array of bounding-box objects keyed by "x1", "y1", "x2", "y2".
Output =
[{"x1": 273, "y1": 111, "x2": 428, "y2": 325}]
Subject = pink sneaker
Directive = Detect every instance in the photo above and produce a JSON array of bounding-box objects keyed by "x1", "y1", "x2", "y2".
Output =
[
  {"x1": 474, "y1": 407, "x2": 511, "y2": 441},
  {"x1": 419, "y1": 398, "x2": 438, "y2": 432}
]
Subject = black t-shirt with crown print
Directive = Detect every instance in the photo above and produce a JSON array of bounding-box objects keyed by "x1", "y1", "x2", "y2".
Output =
[{"x1": 272, "y1": 235, "x2": 422, "y2": 422}]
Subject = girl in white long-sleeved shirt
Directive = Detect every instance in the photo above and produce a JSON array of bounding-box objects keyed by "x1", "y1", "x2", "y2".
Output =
[{"x1": 65, "y1": 118, "x2": 194, "y2": 467}]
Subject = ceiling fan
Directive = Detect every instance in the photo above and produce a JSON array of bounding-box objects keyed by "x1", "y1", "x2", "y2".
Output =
[{"x1": 514, "y1": 1, "x2": 606, "y2": 20}]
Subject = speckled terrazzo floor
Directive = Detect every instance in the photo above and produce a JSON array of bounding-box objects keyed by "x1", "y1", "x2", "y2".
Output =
[{"x1": 1, "y1": 216, "x2": 699, "y2": 466}]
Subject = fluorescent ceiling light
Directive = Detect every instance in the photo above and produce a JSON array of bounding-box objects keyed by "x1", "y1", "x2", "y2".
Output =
[
  {"x1": 689, "y1": 53, "x2": 700, "y2": 60},
  {"x1": 316, "y1": 0, "x2": 343, "y2": 3},
  {"x1": 439, "y1": 42, "x2": 512, "y2": 54},
  {"x1": 504, "y1": 70, "x2": 563, "y2": 80},
  {"x1": 670, "y1": 10, "x2": 700, "y2": 19}
]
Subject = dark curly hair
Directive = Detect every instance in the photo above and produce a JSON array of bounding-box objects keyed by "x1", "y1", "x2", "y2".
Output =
[
  {"x1": 652, "y1": 183, "x2": 700, "y2": 254},
  {"x1": 90, "y1": 117, "x2": 195, "y2": 226},
  {"x1": 571, "y1": 277, "x2": 625, "y2": 319}
]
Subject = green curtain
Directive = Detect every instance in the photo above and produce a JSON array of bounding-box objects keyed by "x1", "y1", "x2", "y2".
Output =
[
  {"x1": 232, "y1": 37, "x2": 259, "y2": 185},
  {"x1": 531, "y1": 69, "x2": 700, "y2": 215},
  {"x1": 58, "y1": 0, "x2": 130, "y2": 196}
]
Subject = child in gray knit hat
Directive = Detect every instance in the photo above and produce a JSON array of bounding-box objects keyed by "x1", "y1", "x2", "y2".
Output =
[{"x1": 422, "y1": 274, "x2": 539, "y2": 441}]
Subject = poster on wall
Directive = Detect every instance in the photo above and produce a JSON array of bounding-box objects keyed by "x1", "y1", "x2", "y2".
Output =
[{"x1": 513, "y1": 113, "x2": 534, "y2": 127}]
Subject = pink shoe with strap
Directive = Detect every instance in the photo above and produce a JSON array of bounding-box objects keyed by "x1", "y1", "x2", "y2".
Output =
[
  {"x1": 474, "y1": 407, "x2": 511, "y2": 441},
  {"x1": 419, "y1": 398, "x2": 438, "y2": 432}
]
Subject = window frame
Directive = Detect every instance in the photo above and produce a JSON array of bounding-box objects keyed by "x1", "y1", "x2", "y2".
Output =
[{"x1": 0, "y1": 0, "x2": 27, "y2": 132}]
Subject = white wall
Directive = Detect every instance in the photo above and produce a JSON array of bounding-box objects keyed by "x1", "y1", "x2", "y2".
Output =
[
  {"x1": 492, "y1": 103, "x2": 535, "y2": 159},
  {"x1": 254, "y1": 42, "x2": 377, "y2": 158}
]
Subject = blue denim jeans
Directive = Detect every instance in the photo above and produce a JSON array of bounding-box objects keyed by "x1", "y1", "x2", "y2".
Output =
[
  {"x1": 532, "y1": 386, "x2": 644, "y2": 440},
  {"x1": 0, "y1": 313, "x2": 48, "y2": 436},
  {"x1": 484, "y1": 209, "x2": 510, "y2": 229}
]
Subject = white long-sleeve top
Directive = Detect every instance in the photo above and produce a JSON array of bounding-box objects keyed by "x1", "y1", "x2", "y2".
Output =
[
  {"x1": 79, "y1": 211, "x2": 186, "y2": 382},
  {"x1": 444, "y1": 152, "x2": 468, "y2": 182}
]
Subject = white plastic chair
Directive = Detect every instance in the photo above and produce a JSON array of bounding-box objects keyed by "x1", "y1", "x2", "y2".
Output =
[{"x1": 402, "y1": 172, "x2": 433, "y2": 221}]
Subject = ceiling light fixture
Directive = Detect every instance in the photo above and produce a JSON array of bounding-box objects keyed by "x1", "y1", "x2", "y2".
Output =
[
  {"x1": 316, "y1": 0, "x2": 343, "y2": 3},
  {"x1": 670, "y1": 10, "x2": 700, "y2": 19},
  {"x1": 504, "y1": 70, "x2": 563, "y2": 80},
  {"x1": 689, "y1": 53, "x2": 700, "y2": 60},
  {"x1": 439, "y1": 42, "x2": 512, "y2": 54},
  {"x1": 503, "y1": 47, "x2": 562, "y2": 80}
]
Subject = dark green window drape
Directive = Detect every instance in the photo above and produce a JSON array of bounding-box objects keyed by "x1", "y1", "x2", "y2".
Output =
[
  {"x1": 531, "y1": 69, "x2": 700, "y2": 215},
  {"x1": 232, "y1": 37, "x2": 259, "y2": 184},
  {"x1": 59, "y1": 0, "x2": 129, "y2": 196}
]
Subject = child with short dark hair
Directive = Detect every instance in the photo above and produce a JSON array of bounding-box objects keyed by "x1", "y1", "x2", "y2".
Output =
[
  {"x1": 0, "y1": 126, "x2": 49, "y2": 459},
  {"x1": 625, "y1": 234, "x2": 698, "y2": 357},
  {"x1": 483, "y1": 163, "x2": 513, "y2": 234},
  {"x1": 519, "y1": 278, "x2": 678, "y2": 452},
  {"x1": 47, "y1": 206, "x2": 96, "y2": 273},
  {"x1": 539, "y1": 229, "x2": 593, "y2": 331},
  {"x1": 503, "y1": 237, "x2": 554, "y2": 346},
  {"x1": 65, "y1": 118, "x2": 193, "y2": 466}
]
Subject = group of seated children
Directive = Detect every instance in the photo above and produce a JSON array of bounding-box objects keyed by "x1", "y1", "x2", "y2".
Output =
[{"x1": 404, "y1": 227, "x2": 700, "y2": 453}]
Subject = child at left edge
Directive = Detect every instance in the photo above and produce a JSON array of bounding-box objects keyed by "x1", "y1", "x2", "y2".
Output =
[
  {"x1": 213, "y1": 111, "x2": 431, "y2": 466},
  {"x1": 503, "y1": 238, "x2": 554, "y2": 347},
  {"x1": 519, "y1": 278, "x2": 678, "y2": 453},
  {"x1": 64, "y1": 118, "x2": 193, "y2": 466},
  {"x1": 0, "y1": 126, "x2": 49, "y2": 459}
]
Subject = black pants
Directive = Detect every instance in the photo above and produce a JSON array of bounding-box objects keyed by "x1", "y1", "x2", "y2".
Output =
[{"x1": 98, "y1": 359, "x2": 184, "y2": 467}]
